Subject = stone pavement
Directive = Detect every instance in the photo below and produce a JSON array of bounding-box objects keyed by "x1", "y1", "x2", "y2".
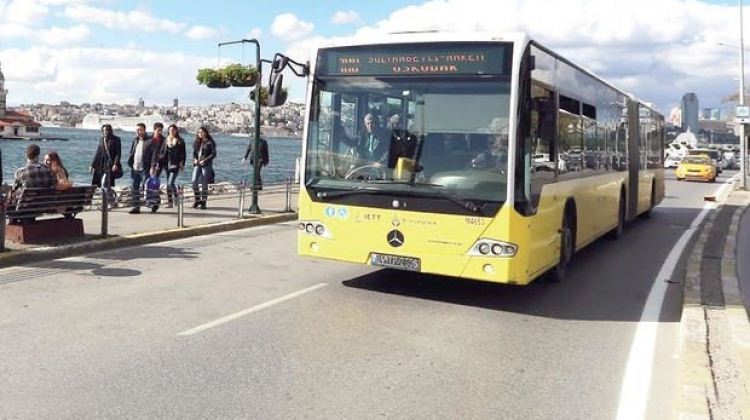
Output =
[
  {"x1": 679, "y1": 185, "x2": 750, "y2": 419},
  {"x1": 0, "y1": 184, "x2": 299, "y2": 267}
]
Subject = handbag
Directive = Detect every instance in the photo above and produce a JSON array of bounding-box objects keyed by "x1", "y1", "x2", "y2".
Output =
[
  {"x1": 103, "y1": 137, "x2": 123, "y2": 179},
  {"x1": 111, "y1": 164, "x2": 124, "y2": 179}
]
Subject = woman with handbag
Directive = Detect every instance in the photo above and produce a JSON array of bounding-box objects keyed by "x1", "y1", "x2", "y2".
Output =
[
  {"x1": 90, "y1": 124, "x2": 122, "y2": 188},
  {"x1": 191, "y1": 126, "x2": 216, "y2": 210},
  {"x1": 160, "y1": 124, "x2": 187, "y2": 208}
]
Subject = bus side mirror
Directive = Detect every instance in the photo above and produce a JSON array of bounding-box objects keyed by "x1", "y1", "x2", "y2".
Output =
[
  {"x1": 267, "y1": 73, "x2": 285, "y2": 107},
  {"x1": 272, "y1": 56, "x2": 289, "y2": 71}
]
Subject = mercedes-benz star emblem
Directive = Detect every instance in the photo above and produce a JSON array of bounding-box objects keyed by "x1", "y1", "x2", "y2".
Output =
[{"x1": 387, "y1": 230, "x2": 405, "y2": 247}]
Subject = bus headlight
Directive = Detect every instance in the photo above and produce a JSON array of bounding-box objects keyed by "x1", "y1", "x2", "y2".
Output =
[
  {"x1": 468, "y1": 239, "x2": 518, "y2": 258},
  {"x1": 298, "y1": 221, "x2": 332, "y2": 238}
]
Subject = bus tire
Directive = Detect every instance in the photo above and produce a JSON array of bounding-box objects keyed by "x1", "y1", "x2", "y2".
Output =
[
  {"x1": 550, "y1": 208, "x2": 575, "y2": 283},
  {"x1": 609, "y1": 190, "x2": 626, "y2": 240},
  {"x1": 643, "y1": 181, "x2": 656, "y2": 219}
]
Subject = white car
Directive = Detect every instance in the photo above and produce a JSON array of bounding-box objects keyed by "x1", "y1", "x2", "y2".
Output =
[{"x1": 664, "y1": 155, "x2": 681, "y2": 169}]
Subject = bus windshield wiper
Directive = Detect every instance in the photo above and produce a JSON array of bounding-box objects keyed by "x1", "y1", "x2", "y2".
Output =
[
  {"x1": 315, "y1": 187, "x2": 387, "y2": 199},
  {"x1": 407, "y1": 189, "x2": 483, "y2": 214},
  {"x1": 314, "y1": 184, "x2": 483, "y2": 214}
]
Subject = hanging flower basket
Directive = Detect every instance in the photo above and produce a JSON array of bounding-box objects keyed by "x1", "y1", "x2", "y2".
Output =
[
  {"x1": 224, "y1": 64, "x2": 259, "y2": 87},
  {"x1": 250, "y1": 86, "x2": 288, "y2": 106},
  {"x1": 196, "y1": 68, "x2": 229, "y2": 89}
]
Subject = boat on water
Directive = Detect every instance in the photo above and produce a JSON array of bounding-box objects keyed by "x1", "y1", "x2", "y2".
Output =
[{"x1": 78, "y1": 113, "x2": 174, "y2": 132}]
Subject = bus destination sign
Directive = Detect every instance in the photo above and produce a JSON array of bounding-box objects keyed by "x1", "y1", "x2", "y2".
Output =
[{"x1": 318, "y1": 43, "x2": 509, "y2": 77}]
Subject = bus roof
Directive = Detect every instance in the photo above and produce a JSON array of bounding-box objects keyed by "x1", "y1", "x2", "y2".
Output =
[{"x1": 309, "y1": 30, "x2": 659, "y2": 115}]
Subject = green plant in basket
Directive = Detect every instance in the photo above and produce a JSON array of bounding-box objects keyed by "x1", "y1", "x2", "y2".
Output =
[
  {"x1": 224, "y1": 64, "x2": 259, "y2": 87},
  {"x1": 196, "y1": 68, "x2": 229, "y2": 89}
]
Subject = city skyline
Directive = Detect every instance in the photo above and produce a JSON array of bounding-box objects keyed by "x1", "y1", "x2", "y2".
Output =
[{"x1": 0, "y1": 0, "x2": 744, "y2": 113}]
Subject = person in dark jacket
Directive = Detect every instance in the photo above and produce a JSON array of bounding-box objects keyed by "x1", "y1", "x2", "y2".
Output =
[
  {"x1": 149, "y1": 122, "x2": 167, "y2": 179},
  {"x1": 191, "y1": 126, "x2": 216, "y2": 209},
  {"x1": 159, "y1": 124, "x2": 187, "y2": 207},
  {"x1": 90, "y1": 124, "x2": 122, "y2": 188},
  {"x1": 126, "y1": 123, "x2": 157, "y2": 214},
  {"x1": 243, "y1": 136, "x2": 269, "y2": 190}
]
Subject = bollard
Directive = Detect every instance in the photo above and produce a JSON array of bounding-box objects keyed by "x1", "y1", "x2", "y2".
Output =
[
  {"x1": 284, "y1": 177, "x2": 293, "y2": 213},
  {"x1": 238, "y1": 181, "x2": 246, "y2": 219},
  {"x1": 177, "y1": 185, "x2": 184, "y2": 228},
  {"x1": 0, "y1": 192, "x2": 6, "y2": 252},
  {"x1": 100, "y1": 186, "x2": 109, "y2": 237}
]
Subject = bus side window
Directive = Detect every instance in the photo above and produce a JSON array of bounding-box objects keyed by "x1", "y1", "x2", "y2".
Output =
[{"x1": 528, "y1": 84, "x2": 556, "y2": 212}]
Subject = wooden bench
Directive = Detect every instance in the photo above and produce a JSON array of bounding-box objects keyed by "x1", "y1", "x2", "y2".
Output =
[{"x1": 3, "y1": 186, "x2": 97, "y2": 243}]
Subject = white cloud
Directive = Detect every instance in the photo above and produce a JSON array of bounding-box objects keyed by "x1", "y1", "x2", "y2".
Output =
[
  {"x1": 331, "y1": 10, "x2": 360, "y2": 25},
  {"x1": 37, "y1": 24, "x2": 91, "y2": 45},
  {"x1": 185, "y1": 25, "x2": 220, "y2": 41},
  {"x1": 271, "y1": 13, "x2": 314, "y2": 41},
  {"x1": 246, "y1": 27, "x2": 262, "y2": 40},
  {"x1": 5, "y1": 0, "x2": 49, "y2": 24},
  {"x1": 0, "y1": 46, "x2": 250, "y2": 105},
  {"x1": 285, "y1": 0, "x2": 746, "y2": 112},
  {"x1": 64, "y1": 4, "x2": 186, "y2": 34}
]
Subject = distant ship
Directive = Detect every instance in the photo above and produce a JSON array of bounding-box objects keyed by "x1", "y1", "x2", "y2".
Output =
[{"x1": 78, "y1": 113, "x2": 174, "y2": 132}]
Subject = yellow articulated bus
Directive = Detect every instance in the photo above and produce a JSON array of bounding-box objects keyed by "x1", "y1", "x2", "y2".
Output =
[{"x1": 293, "y1": 32, "x2": 664, "y2": 285}]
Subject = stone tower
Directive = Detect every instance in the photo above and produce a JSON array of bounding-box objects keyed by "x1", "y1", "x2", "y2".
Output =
[{"x1": 0, "y1": 62, "x2": 6, "y2": 117}]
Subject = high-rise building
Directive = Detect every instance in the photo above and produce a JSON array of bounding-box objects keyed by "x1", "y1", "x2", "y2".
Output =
[
  {"x1": 669, "y1": 106, "x2": 682, "y2": 127},
  {"x1": 138, "y1": 97, "x2": 145, "y2": 108},
  {"x1": 0, "y1": 62, "x2": 6, "y2": 117},
  {"x1": 173, "y1": 98, "x2": 179, "y2": 108},
  {"x1": 701, "y1": 107, "x2": 721, "y2": 121},
  {"x1": 681, "y1": 92, "x2": 699, "y2": 132}
]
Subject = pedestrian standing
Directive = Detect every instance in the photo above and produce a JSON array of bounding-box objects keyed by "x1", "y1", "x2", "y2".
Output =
[
  {"x1": 159, "y1": 124, "x2": 186, "y2": 208},
  {"x1": 150, "y1": 122, "x2": 167, "y2": 179},
  {"x1": 90, "y1": 124, "x2": 122, "y2": 188},
  {"x1": 243, "y1": 136, "x2": 269, "y2": 190},
  {"x1": 126, "y1": 123, "x2": 155, "y2": 214},
  {"x1": 191, "y1": 126, "x2": 216, "y2": 210}
]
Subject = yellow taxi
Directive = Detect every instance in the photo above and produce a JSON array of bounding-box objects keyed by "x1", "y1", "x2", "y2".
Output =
[{"x1": 675, "y1": 155, "x2": 717, "y2": 183}]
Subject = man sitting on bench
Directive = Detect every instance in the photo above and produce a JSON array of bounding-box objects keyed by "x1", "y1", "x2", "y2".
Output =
[
  {"x1": 10, "y1": 144, "x2": 57, "y2": 223},
  {"x1": 14, "y1": 144, "x2": 57, "y2": 194}
]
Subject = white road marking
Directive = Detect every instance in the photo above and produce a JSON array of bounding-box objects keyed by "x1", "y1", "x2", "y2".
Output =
[
  {"x1": 177, "y1": 283, "x2": 329, "y2": 336},
  {"x1": 615, "y1": 174, "x2": 738, "y2": 419}
]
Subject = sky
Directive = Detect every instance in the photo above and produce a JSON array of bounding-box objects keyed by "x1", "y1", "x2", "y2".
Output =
[{"x1": 0, "y1": 0, "x2": 746, "y2": 114}]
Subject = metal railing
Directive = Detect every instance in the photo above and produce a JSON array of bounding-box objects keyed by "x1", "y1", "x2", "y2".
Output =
[{"x1": 1, "y1": 176, "x2": 298, "y2": 251}]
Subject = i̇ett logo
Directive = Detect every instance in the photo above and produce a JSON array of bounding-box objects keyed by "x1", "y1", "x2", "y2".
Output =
[{"x1": 387, "y1": 230, "x2": 405, "y2": 247}]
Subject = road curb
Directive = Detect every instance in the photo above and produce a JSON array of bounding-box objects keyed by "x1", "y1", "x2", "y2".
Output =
[
  {"x1": 0, "y1": 212, "x2": 298, "y2": 268},
  {"x1": 679, "y1": 184, "x2": 750, "y2": 419}
]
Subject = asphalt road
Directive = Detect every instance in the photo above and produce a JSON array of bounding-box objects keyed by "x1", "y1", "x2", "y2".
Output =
[{"x1": 0, "y1": 171, "x2": 734, "y2": 419}]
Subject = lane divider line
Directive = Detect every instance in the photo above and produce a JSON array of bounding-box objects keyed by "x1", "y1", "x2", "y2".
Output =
[
  {"x1": 615, "y1": 174, "x2": 738, "y2": 420},
  {"x1": 177, "y1": 283, "x2": 329, "y2": 337}
]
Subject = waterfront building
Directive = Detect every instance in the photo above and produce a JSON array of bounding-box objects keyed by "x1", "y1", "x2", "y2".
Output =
[
  {"x1": 0, "y1": 62, "x2": 41, "y2": 139},
  {"x1": 681, "y1": 92, "x2": 699, "y2": 133}
]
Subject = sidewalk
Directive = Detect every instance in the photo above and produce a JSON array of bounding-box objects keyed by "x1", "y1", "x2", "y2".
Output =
[
  {"x1": 679, "y1": 185, "x2": 750, "y2": 419},
  {"x1": 0, "y1": 185, "x2": 299, "y2": 267}
]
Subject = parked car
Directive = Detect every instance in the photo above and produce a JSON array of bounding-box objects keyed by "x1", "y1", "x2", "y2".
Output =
[
  {"x1": 675, "y1": 155, "x2": 717, "y2": 183},
  {"x1": 664, "y1": 155, "x2": 681, "y2": 169}
]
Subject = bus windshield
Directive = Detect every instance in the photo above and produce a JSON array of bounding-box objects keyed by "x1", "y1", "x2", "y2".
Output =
[{"x1": 304, "y1": 75, "x2": 511, "y2": 204}]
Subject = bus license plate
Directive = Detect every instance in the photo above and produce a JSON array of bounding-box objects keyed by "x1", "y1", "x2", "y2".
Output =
[{"x1": 370, "y1": 253, "x2": 421, "y2": 271}]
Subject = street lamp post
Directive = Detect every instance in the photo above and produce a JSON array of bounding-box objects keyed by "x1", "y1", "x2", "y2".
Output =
[
  {"x1": 218, "y1": 39, "x2": 263, "y2": 214},
  {"x1": 741, "y1": 0, "x2": 747, "y2": 189}
]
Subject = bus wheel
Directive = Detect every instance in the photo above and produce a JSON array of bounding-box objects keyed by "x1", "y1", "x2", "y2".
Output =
[
  {"x1": 609, "y1": 192, "x2": 625, "y2": 240},
  {"x1": 550, "y1": 213, "x2": 574, "y2": 283},
  {"x1": 643, "y1": 182, "x2": 656, "y2": 219}
]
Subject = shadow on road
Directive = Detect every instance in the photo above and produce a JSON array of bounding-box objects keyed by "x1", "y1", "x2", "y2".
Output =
[{"x1": 344, "y1": 206, "x2": 704, "y2": 323}]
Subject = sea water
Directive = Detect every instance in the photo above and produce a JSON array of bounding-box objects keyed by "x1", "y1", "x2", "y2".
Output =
[{"x1": 0, "y1": 127, "x2": 302, "y2": 187}]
